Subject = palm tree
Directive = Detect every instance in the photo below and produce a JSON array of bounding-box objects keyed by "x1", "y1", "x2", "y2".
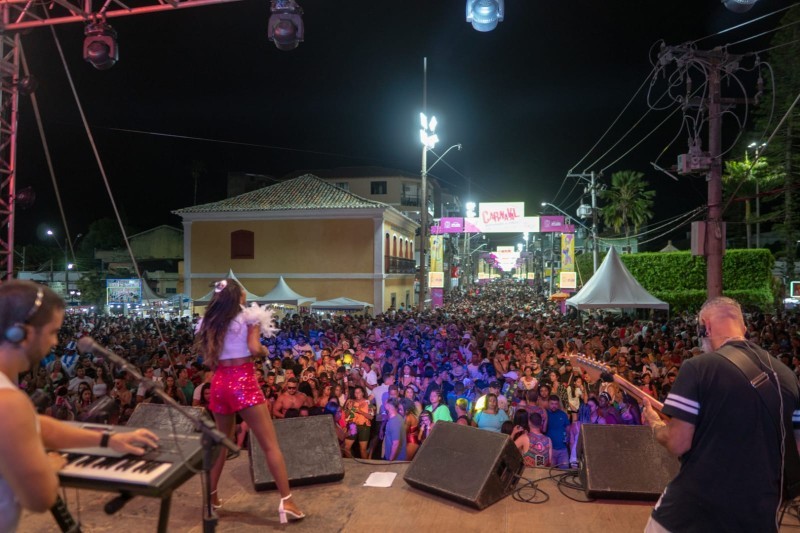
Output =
[
  {"x1": 599, "y1": 170, "x2": 655, "y2": 251},
  {"x1": 723, "y1": 153, "x2": 782, "y2": 248}
]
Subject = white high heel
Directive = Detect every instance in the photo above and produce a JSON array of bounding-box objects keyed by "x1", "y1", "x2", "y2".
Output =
[
  {"x1": 278, "y1": 494, "x2": 305, "y2": 524},
  {"x1": 211, "y1": 490, "x2": 222, "y2": 510}
]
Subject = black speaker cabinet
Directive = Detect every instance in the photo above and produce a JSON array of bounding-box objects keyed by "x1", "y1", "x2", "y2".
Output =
[
  {"x1": 579, "y1": 424, "x2": 680, "y2": 500},
  {"x1": 127, "y1": 403, "x2": 208, "y2": 434},
  {"x1": 404, "y1": 422, "x2": 524, "y2": 510},
  {"x1": 249, "y1": 415, "x2": 344, "y2": 491}
]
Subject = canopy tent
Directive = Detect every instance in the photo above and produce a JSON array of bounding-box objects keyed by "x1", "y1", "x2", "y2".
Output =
[
  {"x1": 140, "y1": 282, "x2": 168, "y2": 303},
  {"x1": 193, "y1": 269, "x2": 263, "y2": 304},
  {"x1": 260, "y1": 276, "x2": 315, "y2": 306},
  {"x1": 566, "y1": 247, "x2": 669, "y2": 311},
  {"x1": 310, "y1": 297, "x2": 373, "y2": 311}
]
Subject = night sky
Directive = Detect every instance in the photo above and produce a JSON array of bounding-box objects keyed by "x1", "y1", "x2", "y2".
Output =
[{"x1": 14, "y1": 0, "x2": 798, "y2": 249}]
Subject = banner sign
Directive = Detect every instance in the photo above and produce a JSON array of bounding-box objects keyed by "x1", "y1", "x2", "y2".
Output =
[
  {"x1": 431, "y1": 288, "x2": 444, "y2": 308},
  {"x1": 561, "y1": 233, "x2": 575, "y2": 272},
  {"x1": 429, "y1": 235, "x2": 444, "y2": 272},
  {"x1": 464, "y1": 216, "x2": 539, "y2": 234},
  {"x1": 430, "y1": 217, "x2": 465, "y2": 235},
  {"x1": 540, "y1": 215, "x2": 565, "y2": 232},
  {"x1": 560, "y1": 271, "x2": 577, "y2": 289},
  {"x1": 429, "y1": 271, "x2": 444, "y2": 289},
  {"x1": 107, "y1": 278, "x2": 142, "y2": 304}
]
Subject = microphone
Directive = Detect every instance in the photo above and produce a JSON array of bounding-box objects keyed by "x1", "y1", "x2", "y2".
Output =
[
  {"x1": 77, "y1": 337, "x2": 128, "y2": 370},
  {"x1": 78, "y1": 396, "x2": 115, "y2": 423}
]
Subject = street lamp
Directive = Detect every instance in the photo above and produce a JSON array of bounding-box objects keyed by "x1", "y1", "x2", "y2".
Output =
[
  {"x1": 418, "y1": 111, "x2": 461, "y2": 311},
  {"x1": 748, "y1": 142, "x2": 767, "y2": 248},
  {"x1": 541, "y1": 202, "x2": 598, "y2": 273},
  {"x1": 46, "y1": 229, "x2": 69, "y2": 298}
]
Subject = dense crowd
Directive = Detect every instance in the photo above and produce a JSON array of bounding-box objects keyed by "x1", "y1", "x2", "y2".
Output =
[{"x1": 20, "y1": 280, "x2": 800, "y2": 467}]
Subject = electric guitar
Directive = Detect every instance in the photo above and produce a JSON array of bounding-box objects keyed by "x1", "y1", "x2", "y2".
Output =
[{"x1": 569, "y1": 354, "x2": 664, "y2": 413}]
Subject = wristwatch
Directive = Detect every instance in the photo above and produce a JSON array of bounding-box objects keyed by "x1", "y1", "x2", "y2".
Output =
[{"x1": 100, "y1": 430, "x2": 113, "y2": 448}]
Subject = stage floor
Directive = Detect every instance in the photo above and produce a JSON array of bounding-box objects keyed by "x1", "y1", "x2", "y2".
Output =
[{"x1": 19, "y1": 455, "x2": 800, "y2": 532}]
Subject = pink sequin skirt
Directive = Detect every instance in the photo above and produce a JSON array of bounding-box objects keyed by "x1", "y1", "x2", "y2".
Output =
[{"x1": 210, "y1": 362, "x2": 266, "y2": 415}]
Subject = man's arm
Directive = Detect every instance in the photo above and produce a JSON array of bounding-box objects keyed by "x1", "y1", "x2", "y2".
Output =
[
  {"x1": 273, "y1": 395, "x2": 287, "y2": 418},
  {"x1": 643, "y1": 401, "x2": 694, "y2": 456},
  {"x1": 0, "y1": 390, "x2": 60, "y2": 512}
]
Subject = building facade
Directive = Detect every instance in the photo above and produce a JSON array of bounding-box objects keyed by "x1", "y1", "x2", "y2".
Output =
[{"x1": 174, "y1": 174, "x2": 417, "y2": 312}]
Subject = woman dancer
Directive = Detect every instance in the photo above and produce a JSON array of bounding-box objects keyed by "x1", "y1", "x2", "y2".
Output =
[{"x1": 195, "y1": 279, "x2": 304, "y2": 523}]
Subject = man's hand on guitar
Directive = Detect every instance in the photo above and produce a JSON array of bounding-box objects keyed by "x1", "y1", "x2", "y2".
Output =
[{"x1": 641, "y1": 397, "x2": 663, "y2": 427}]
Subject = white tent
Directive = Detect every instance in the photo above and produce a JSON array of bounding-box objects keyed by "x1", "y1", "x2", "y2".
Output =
[
  {"x1": 260, "y1": 276, "x2": 315, "y2": 306},
  {"x1": 193, "y1": 269, "x2": 263, "y2": 304},
  {"x1": 566, "y1": 247, "x2": 669, "y2": 311},
  {"x1": 310, "y1": 297, "x2": 372, "y2": 311}
]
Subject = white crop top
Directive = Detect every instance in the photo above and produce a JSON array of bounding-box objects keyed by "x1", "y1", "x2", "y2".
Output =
[{"x1": 219, "y1": 315, "x2": 251, "y2": 360}]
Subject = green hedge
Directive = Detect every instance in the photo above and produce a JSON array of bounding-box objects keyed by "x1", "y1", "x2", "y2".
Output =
[{"x1": 574, "y1": 249, "x2": 775, "y2": 312}]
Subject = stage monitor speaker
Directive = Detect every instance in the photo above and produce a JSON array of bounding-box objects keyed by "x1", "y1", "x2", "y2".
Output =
[
  {"x1": 127, "y1": 403, "x2": 208, "y2": 434},
  {"x1": 579, "y1": 424, "x2": 680, "y2": 500},
  {"x1": 404, "y1": 422, "x2": 524, "y2": 510},
  {"x1": 249, "y1": 416, "x2": 344, "y2": 491}
]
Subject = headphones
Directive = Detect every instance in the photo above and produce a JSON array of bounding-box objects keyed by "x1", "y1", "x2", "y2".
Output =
[{"x1": 4, "y1": 287, "x2": 44, "y2": 344}]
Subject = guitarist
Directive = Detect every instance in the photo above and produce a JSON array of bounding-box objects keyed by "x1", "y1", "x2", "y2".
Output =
[{"x1": 642, "y1": 296, "x2": 800, "y2": 533}]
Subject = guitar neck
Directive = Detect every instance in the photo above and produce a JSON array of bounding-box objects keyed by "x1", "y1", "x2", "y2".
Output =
[{"x1": 611, "y1": 375, "x2": 664, "y2": 413}]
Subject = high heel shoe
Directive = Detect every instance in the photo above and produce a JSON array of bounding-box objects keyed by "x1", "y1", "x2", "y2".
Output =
[
  {"x1": 278, "y1": 494, "x2": 305, "y2": 524},
  {"x1": 211, "y1": 490, "x2": 222, "y2": 510}
]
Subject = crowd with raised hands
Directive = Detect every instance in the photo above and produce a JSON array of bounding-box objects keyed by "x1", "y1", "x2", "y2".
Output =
[{"x1": 18, "y1": 279, "x2": 800, "y2": 468}]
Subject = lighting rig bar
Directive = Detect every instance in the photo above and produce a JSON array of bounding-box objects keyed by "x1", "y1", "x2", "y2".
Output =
[{"x1": 0, "y1": 0, "x2": 248, "y2": 31}]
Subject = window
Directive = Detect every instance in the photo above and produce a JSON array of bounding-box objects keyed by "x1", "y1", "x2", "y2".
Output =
[
  {"x1": 165, "y1": 287, "x2": 177, "y2": 294},
  {"x1": 334, "y1": 182, "x2": 350, "y2": 191},
  {"x1": 231, "y1": 229, "x2": 254, "y2": 259},
  {"x1": 371, "y1": 181, "x2": 387, "y2": 195}
]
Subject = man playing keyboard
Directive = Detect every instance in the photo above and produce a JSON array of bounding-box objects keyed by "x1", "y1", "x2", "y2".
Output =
[{"x1": 0, "y1": 280, "x2": 159, "y2": 533}]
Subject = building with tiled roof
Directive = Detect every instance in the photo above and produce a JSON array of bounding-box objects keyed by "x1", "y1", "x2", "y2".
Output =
[{"x1": 173, "y1": 174, "x2": 418, "y2": 312}]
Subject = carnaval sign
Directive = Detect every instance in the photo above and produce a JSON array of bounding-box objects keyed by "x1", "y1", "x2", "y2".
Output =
[{"x1": 464, "y1": 203, "x2": 539, "y2": 233}]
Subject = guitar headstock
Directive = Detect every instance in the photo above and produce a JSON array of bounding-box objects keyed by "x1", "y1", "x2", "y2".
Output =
[{"x1": 569, "y1": 354, "x2": 614, "y2": 384}]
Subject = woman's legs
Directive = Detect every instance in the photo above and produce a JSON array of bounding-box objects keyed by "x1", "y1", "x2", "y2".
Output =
[
  {"x1": 210, "y1": 412, "x2": 235, "y2": 505},
  {"x1": 239, "y1": 403, "x2": 303, "y2": 516}
]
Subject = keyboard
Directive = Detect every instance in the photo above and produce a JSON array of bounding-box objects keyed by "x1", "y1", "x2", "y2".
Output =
[{"x1": 57, "y1": 422, "x2": 203, "y2": 498}]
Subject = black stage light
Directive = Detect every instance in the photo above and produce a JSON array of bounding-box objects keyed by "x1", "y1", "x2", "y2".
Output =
[
  {"x1": 466, "y1": 0, "x2": 505, "y2": 32},
  {"x1": 83, "y1": 22, "x2": 118, "y2": 70},
  {"x1": 268, "y1": 0, "x2": 304, "y2": 51}
]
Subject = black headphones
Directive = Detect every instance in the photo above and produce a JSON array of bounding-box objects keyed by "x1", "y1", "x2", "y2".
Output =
[{"x1": 4, "y1": 287, "x2": 44, "y2": 344}]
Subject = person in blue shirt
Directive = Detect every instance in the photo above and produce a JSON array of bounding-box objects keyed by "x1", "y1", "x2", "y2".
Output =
[
  {"x1": 544, "y1": 394, "x2": 570, "y2": 469},
  {"x1": 473, "y1": 393, "x2": 508, "y2": 432}
]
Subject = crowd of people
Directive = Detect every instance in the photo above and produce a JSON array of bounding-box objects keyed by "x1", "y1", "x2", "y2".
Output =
[{"x1": 18, "y1": 279, "x2": 800, "y2": 471}]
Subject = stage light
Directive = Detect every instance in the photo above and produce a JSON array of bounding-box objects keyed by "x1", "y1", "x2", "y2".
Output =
[
  {"x1": 722, "y1": 0, "x2": 758, "y2": 13},
  {"x1": 83, "y1": 21, "x2": 118, "y2": 70},
  {"x1": 268, "y1": 0, "x2": 304, "y2": 51},
  {"x1": 466, "y1": 0, "x2": 505, "y2": 32}
]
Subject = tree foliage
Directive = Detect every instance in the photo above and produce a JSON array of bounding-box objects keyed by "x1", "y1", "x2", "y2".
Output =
[{"x1": 598, "y1": 170, "x2": 655, "y2": 245}]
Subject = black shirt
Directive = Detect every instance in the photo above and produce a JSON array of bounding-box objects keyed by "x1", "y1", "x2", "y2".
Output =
[{"x1": 653, "y1": 340, "x2": 800, "y2": 533}]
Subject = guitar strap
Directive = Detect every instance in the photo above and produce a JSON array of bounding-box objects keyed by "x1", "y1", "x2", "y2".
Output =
[{"x1": 716, "y1": 344, "x2": 800, "y2": 501}]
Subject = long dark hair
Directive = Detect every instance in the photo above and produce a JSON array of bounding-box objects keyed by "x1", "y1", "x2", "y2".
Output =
[{"x1": 194, "y1": 279, "x2": 243, "y2": 368}]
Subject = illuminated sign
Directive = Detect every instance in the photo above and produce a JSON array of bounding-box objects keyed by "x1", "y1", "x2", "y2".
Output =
[
  {"x1": 560, "y1": 271, "x2": 577, "y2": 289},
  {"x1": 430, "y1": 217, "x2": 465, "y2": 234},
  {"x1": 107, "y1": 278, "x2": 142, "y2": 305},
  {"x1": 429, "y1": 271, "x2": 444, "y2": 288}
]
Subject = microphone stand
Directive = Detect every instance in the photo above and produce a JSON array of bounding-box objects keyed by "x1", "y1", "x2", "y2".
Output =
[{"x1": 82, "y1": 340, "x2": 238, "y2": 533}]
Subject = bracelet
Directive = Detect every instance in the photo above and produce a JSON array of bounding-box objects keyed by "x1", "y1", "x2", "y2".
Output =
[{"x1": 100, "y1": 430, "x2": 113, "y2": 448}]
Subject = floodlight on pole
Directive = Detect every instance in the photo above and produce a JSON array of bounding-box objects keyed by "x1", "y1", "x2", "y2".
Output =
[
  {"x1": 466, "y1": 0, "x2": 505, "y2": 32},
  {"x1": 722, "y1": 0, "x2": 758, "y2": 13}
]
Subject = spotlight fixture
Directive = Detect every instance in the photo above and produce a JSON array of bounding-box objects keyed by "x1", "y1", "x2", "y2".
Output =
[
  {"x1": 83, "y1": 21, "x2": 118, "y2": 70},
  {"x1": 722, "y1": 0, "x2": 758, "y2": 13},
  {"x1": 466, "y1": 0, "x2": 505, "y2": 32},
  {"x1": 268, "y1": 0, "x2": 304, "y2": 51}
]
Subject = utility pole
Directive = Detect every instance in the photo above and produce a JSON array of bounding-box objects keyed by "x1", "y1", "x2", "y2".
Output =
[
  {"x1": 568, "y1": 171, "x2": 600, "y2": 273},
  {"x1": 418, "y1": 57, "x2": 428, "y2": 312},
  {"x1": 706, "y1": 50, "x2": 724, "y2": 298},
  {"x1": 659, "y1": 45, "x2": 747, "y2": 299}
]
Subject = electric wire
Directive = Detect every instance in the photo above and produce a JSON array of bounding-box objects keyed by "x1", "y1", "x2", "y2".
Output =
[
  {"x1": 565, "y1": 67, "x2": 658, "y2": 178},
  {"x1": 637, "y1": 209, "x2": 706, "y2": 246},
  {"x1": 18, "y1": 39, "x2": 77, "y2": 262},
  {"x1": 692, "y1": 3, "x2": 800, "y2": 45},
  {"x1": 751, "y1": 37, "x2": 800, "y2": 55},
  {"x1": 727, "y1": 16, "x2": 800, "y2": 48},
  {"x1": 723, "y1": 88, "x2": 800, "y2": 216}
]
